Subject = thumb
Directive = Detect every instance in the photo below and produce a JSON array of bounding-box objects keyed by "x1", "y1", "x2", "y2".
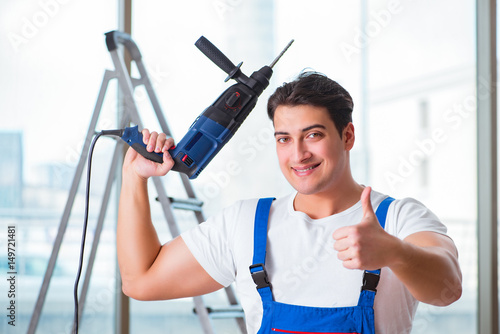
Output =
[{"x1": 361, "y1": 186, "x2": 376, "y2": 220}]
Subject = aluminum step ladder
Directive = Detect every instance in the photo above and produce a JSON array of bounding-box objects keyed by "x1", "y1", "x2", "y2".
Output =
[{"x1": 27, "y1": 30, "x2": 246, "y2": 334}]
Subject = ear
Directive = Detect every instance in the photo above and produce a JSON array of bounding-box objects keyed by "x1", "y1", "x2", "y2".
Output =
[{"x1": 343, "y1": 122, "x2": 355, "y2": 150}]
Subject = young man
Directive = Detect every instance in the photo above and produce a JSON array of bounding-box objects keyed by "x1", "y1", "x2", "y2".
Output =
[{"x1": 117, "y1": 72, "x2": 462, "y2": 333}]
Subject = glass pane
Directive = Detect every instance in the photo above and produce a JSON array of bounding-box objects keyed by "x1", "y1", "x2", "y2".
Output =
[
  {"x1": 364, "y1": 0, "x2": 476, "y2": 333},
  {"x1": 0, "y1": 2, "x2": 117, "y2": 333}
]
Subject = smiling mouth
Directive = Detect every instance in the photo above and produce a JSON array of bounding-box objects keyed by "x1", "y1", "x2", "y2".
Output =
[{"x1": 292, "y1": 163, "x2": 320, "y2": 173}]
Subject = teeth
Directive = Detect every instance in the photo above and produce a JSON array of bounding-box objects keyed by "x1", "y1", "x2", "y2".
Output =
[{"x1": 295, "y1": 166, "x2": 315, "y2": 172}]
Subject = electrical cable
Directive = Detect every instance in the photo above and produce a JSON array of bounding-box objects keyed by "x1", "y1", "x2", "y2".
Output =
[
  {"x1": 72, "y1": 132, "x2": 102, "y2": 334},
  {"x1": 72, "y1": 129, "x2": 123, "y2": 334}
]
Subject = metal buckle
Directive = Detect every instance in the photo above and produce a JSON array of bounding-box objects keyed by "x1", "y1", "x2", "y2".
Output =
[
  {"x1": 362, "y1": 271, "x2": 380, "y2": 293},
  {"x1": 249, "y1": 263, "x2": 271, "y2": 290}
]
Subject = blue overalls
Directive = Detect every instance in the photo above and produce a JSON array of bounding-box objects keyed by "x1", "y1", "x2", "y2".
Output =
[{"x1": 249, "y1": 196, "x2": 395, "y2": 334}]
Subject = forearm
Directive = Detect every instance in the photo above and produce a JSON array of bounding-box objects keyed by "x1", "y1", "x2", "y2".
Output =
[
  {"x1": 117, "y1": 169, "x2": 162, "y2": 289},
  {"x1": 388, "y1": 233, "x2": 462, "y2": 306}
]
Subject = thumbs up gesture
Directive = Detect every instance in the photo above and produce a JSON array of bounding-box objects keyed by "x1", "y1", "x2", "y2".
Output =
[{"x1": 332, "y1": 187, "x2": 395, "y2": 271}]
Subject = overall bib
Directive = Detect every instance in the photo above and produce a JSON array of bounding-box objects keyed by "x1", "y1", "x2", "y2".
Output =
[{"x1": 249, "y1": 196, "x2": 395, "y2": 334}]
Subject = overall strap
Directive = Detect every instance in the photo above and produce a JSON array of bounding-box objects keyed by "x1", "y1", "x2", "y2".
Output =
[
  {"x1": 250, "y1": 198, "x2": 275, "y2": 302},
  {"x1": 358, "y1": 196, "x2": 395, "y2": 307}
]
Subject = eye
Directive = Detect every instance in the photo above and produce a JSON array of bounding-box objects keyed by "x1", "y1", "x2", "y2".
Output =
[
  {"x1": 307, "y1": 132, "x2": 323, "y2": 139},
  {"x1": 276, "y1": 137, "x2": 289, "y2": 144}
]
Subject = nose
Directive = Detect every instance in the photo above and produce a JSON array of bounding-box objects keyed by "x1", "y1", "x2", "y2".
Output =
[{"x1": 292, "y1": 141, "x2": 312, "y2": 163}]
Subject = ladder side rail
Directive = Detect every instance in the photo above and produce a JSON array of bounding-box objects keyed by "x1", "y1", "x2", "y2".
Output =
[
  {"x1": 27, "y1": 69, "x2": 117, "y2": 334},
  {"x1": 180, "y1": 173, "x2": 206, "y2": 223},
  {"x1": 151, "y1": 177, "x2": 181, "y2": 236},
  {"x1": 223, "y1": 286, "x2": 247, "y2": 333},
  {"x1": 134, "y1": 58, "x2": 174, "y2": 138},
  {"x1": 109, "y1": 49, "x2": 144, "y2": 130},
  {"x1": 193, "y1": 296, "x2": 216, "y2": 334}
]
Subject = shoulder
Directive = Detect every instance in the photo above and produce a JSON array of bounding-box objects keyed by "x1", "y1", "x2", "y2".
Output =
[
  {"x1": 371, "y1": 190, "x2": 447, "y2": 239},
  {"x1": 371, "y1": 189, "x2": 439, "y2": 220},
  {"x1": 390, "y1": 197, "x2": 440, "y2": 222}
]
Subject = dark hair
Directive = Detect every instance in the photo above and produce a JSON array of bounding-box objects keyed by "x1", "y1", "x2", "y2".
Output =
[{"x1": 267, "y1": 71, "x2": 354, "y2": 137}]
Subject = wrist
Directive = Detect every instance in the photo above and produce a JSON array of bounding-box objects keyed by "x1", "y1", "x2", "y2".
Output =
[
  {"x1": 122, "y1": 164, "x2": 149, "y2": 187},
  {"x1": 386, "y1": 236, "x2": 413, "y2": 271}
]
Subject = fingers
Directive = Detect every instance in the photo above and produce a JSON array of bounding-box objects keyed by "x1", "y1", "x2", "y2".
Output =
[
  {"x1": 142, "y1": 129, "x2": 175, "y2": 154},
  {"x1": 142, "y1": 128, "x2": 151, "y2": 146},
  {"x1": 333, "y1": 226, "x2": 357, "y2": 269},
  {"x1": 332, "y1": 225, "x2": 349, "y2": 242},
  {"x1": 333, "y1": 234, "x2": 349, "y2": 252},
  {"x1": 331, "y1": 187, "x2": 391, "y2": 271},
  {"x1": 162, "y1": 137, "x2": 175, "y2": 153},
  {"x1": 142, "y1": 129, "x2": 158, "y2": 151},
  {"x1": 335, "y1": 239, "x2": 361, "y2": 270}
]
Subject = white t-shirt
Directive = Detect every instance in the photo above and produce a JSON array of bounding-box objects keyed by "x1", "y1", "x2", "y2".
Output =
[{"x1": 181, "y1": 190, "x2": 447, "y2": 334}]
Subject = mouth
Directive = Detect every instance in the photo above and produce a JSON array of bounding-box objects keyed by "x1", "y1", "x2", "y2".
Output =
[{"x1": 292, "y1": 163, "x2": 320, "y2": 174}]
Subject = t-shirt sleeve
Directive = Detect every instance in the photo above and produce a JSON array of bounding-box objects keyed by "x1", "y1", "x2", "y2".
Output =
[
  {"x1": 180, "y1": 203, "x2": 240, "y2": 288},
  {"x1": 387, "y1": 197, "x2": 448, "y2": 240}
]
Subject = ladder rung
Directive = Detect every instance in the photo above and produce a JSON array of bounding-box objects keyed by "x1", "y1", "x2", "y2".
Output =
[
  {"x1": 194, "y1": 305, "x2": 245, "y2": 319},
  {"x1": 155, "y1": 196, "x2": 204, "y2": 212}
]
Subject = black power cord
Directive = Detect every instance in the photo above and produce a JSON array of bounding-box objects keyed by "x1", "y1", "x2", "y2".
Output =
[{"x1": 73, "y1": 129, "x2": 124, "y2": 334}]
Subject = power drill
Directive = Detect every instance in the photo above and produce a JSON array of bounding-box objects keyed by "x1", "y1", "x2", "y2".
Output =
[{"x1": 120, "y1": 36, "x2": 293, "y2": 179}]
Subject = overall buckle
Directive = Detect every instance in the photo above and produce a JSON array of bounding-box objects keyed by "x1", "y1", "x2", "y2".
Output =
[
  {"x1": 249, "y1": 263, "x2": 271, "y2": 289},
  {"x1": 362, "y1": 271, "x2": 380, "y2": 293}
]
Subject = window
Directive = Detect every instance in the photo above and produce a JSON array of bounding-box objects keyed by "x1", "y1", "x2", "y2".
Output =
[
  {"x1": 0, "y1": 1, "x2": 118, "y2": 333},
  {"x1": 0, "y1": 1, "x2": 477, "y2": 333},
  {"x1": 366, "y1": 1, "x2": 476, "y2": 332}
]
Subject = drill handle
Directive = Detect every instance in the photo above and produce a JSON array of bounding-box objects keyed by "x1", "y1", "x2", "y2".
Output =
[
  {"x1": 120, "y1": 126, "x2": 164, "y2": 163},
  {"x1": 195, "y1": 36, "x2": 248, "y2": 82}
]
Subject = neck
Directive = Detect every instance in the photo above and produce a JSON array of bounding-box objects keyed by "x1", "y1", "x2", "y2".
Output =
[{"x1": 294, "y1": 174, "x2": 364, "y2": 219}]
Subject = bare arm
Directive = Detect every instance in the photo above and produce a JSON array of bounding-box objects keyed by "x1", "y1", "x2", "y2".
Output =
[
  {"x1": 388, "y1": 231, "x2": 462, "y2": 306},
  {"x1": 117, "y1": 130, "x2": 223, "y2": 301},
  {"x1": 333, "y1": 187, "x2": 462, "y2": 306}
]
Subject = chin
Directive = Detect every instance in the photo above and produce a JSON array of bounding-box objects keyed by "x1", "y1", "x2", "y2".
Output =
[
  {"x1": 290, "y1": 177, "x2": 335, "y2": 196},
  {"x1": 297, "y1": 188, "x2": 322, "y2": 196},
  {"x1": 290, "y1": 182, "x2": 322, "y2": 196}
]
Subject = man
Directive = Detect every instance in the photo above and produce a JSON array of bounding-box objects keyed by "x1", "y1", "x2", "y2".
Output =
[{"x1": 117, "y1": 71, "x2": 462, "y2": 333}]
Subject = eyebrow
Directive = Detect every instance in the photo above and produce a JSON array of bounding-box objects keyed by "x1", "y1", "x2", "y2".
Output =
[{"x1": 274, "y1": 124, "x2": 326, "y2": 136}]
